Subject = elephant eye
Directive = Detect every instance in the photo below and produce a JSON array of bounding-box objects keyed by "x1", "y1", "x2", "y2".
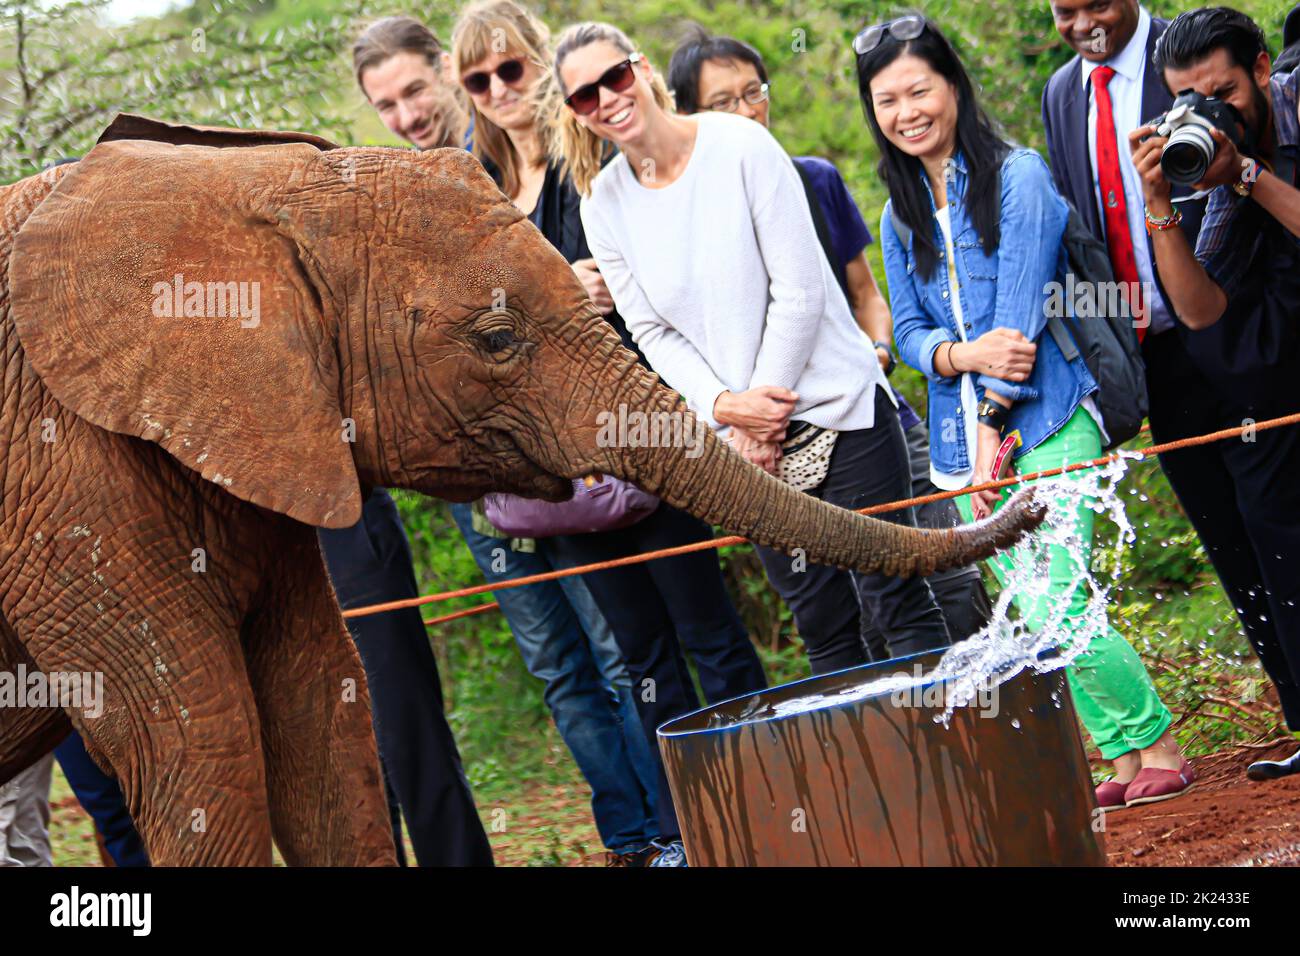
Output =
[
  {"x1": 470, "y1": 309, "x2": 526, "y2": 361},
  {"x1": 479, "y1": 329, "x2": 516, "y2": 353}
]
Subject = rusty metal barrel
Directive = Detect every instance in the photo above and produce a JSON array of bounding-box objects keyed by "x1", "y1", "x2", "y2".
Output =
[{"x1": 658, "y1": 651, "x2": 1105, "y2": 866}]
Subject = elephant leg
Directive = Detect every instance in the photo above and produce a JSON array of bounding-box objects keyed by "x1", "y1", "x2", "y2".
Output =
[
  {"x1": 67, "y1": 625, "x2": 276, "y2": 867},
  {"x1": 0, "y1": 617, "x2": 71, "y2": 783},
  {"x1": 242, "y1": 522, "x2": 396, "y2": 866},
  {"x1": 9, "y1": 575, "x2": 275, "y2": 864}
]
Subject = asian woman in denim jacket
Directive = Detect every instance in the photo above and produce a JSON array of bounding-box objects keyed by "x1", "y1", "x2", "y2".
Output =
[{"x1": 857, "y1": 15, "x2": 1192, "y2": 808}]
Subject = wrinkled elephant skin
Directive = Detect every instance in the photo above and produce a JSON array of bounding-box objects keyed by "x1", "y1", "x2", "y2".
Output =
[{"x1": 0, "y1": 115, "x2": 1045, "y2": 865}]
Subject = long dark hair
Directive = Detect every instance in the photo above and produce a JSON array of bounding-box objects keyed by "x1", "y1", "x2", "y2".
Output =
[{"x1": 855, "y1": 17, "x2": 1010, "y2": 280}]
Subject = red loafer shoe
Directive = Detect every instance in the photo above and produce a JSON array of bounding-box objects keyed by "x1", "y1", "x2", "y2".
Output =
[
  {"x1": 1124, "y1": 758, "x2": 1195, "y2": 807},
  {"x1": 1094, "y1": 779, "x2": 1130, "y2": 810}
]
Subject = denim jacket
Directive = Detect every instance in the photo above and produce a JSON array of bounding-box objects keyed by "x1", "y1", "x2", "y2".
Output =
[{"x1": 881, "y1": 148, "x2": 1097, "y2": 478}]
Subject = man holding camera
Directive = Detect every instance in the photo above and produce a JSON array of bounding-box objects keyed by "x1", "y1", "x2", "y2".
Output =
[{"x1": 1126, "y1": 6, "x2": 1300, "y2": 781}]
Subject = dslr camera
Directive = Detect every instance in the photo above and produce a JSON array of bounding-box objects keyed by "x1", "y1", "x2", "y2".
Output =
[{"x1": 1141, "y1": 90, "x2": 1247, "y2": 186}]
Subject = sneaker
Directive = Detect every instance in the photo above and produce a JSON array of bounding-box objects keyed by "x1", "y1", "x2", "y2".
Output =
[
  {"x1": 647, "y1": 839, "x2": 689, "y2": 867},
  {"x1": 605, "y1": 845, "x2": 657, "y2": 867}
]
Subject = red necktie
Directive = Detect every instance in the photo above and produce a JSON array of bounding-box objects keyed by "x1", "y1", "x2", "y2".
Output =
[{"x1": 1092, "y1": 66, "x2": 1146, "y2": 341}]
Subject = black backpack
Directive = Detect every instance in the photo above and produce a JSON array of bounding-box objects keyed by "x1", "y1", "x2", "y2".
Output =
[{"x1": 888, "y1": 165, "x2": 1147, "y2": 450}]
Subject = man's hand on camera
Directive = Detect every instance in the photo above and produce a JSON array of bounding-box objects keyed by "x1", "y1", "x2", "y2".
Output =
[
  {"x1": 1192, "y1": 127, "x2": 1246, "y2": 191},
  {"x1": 1129, "y1": 126, "x2": 1174, "y2": 209}
]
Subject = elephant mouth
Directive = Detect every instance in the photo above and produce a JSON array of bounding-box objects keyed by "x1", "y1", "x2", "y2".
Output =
[{"x1": 489, "y1": 437, "x2": 576, "y2": 502}]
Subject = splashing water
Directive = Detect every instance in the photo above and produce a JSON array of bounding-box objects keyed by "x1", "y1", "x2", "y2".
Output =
[{"x1": 764, "y1": 451, "x2": 1141, "y2": 726}]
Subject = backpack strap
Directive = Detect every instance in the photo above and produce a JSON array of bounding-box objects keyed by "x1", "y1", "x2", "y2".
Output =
[
  {"x1": 1046, "y1": 313, "x2": 1079, "y2": 361},
  {"x1": 794, "y1": 161, "x2": 850, "y2": 300},
  {"x1": 888, "y1": 201, "x2": 913, "y2": 249}
]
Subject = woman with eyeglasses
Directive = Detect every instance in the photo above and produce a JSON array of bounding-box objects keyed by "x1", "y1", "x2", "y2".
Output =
[
  {"x1": 454, "y1": 1, "x2": 769, "y2": 868},
  {"x1": 859, "y1": 15, "x2": 1191, "y2": 808},
  {"x1": 553, "y1": 22, "x2": 953, "y2": 677}
]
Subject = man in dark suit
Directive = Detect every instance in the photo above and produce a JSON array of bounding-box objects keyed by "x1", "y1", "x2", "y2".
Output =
[{"x1": 1043, "y1": 2, "x2": 1300, "y2": 782}]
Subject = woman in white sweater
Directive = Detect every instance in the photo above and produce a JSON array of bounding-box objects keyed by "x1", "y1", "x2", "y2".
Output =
[{"x1": 552, "y1": 21, "x2": 952, "y2": 673}]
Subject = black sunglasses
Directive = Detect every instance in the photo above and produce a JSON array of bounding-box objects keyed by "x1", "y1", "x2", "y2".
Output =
[
  {"x1": 852, "y1": 15, "x2": 927, "y2": 56},
  {"x1": 462, "y1": 58, "x2": 526, "y2": 95},
  {"x1": 564, "y1": 53, "x2": 643, "y2": 116}
]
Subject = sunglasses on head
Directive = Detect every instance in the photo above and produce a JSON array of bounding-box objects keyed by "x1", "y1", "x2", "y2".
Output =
[
  {"x1": 852, "y1": 15, "x2": 927, "y2": 56},
  {"x1": 462, "y1": 58, "x2": 526, "y2": 95},
  {"x1": 564, "y1": 53, "x2": 643, "y2": 116}
]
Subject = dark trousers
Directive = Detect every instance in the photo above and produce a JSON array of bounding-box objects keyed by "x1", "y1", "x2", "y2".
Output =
[
  {"x1": 546, "y1": 503, "x2": 768, "y2": 842},
  {"x1": 1145, "y1": 330, "x2": 1300, "y2": 728},
  {"x1": 859, "y1": 415, "x2": 992, "y2": 660},
  {"x1": 54, "y1": 732, "x2": 150, "y2": 868},
  {"x1": 318, "y1": 488, "x2": 494, "y2": 867},
  {"x1": 756, "y1": 389, "x2": 953, "y2": 675}
]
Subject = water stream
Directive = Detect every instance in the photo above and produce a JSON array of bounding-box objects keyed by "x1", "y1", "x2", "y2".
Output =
[{"x1": 713, "y1": 451, "x2": 1142, "y2": 728}]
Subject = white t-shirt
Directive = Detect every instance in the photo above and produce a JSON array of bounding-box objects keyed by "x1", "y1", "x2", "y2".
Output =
[
  {"x1": 933, "y1": 205, "x2": 978, "y2": 490},
  {"x1": 579, "y1": 111, "x2": 889, "y2": 432}
]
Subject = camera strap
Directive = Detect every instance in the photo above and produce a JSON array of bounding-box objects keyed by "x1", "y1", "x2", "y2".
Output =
[{"x1": 1273, "y1": 145, "x2": 1297, "y2": 189}]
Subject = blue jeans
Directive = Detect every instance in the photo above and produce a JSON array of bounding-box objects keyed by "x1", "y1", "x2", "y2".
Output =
[
  {"x1": 54, "y1": 732, "x2": 150, "y2": 867},
  {"x1": 546, "y1": 502, "x2": 769, "y2": 842},
  {"x1": 450, "y1": 504, "x2": 659, "y2": 853}
]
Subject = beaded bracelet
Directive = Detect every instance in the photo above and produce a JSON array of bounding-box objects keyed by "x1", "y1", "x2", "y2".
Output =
[{"x1": 1145, "y1": 206, "x2": 1183, "y2": 233}]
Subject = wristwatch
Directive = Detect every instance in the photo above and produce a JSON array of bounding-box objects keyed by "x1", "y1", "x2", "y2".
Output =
[
  {"x1": 1233, "y1": 158, "x2": 1261, "y2": 198},
  {"x1": 976, "y1": 399, "x2": 1009, "y2": 433},
  {"x1": 873, "y1": 341, "x2": 896, "y2": 377}
]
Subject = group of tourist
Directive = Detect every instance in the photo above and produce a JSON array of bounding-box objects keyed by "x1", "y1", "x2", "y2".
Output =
[{"x1": 5, "y1": 0, "x2": 1300, "y2": 868}]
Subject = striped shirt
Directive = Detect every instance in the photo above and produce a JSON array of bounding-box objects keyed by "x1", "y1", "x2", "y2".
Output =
[{"x1": 1195, "y1": 67, "x2": 1299, "y2": 283}]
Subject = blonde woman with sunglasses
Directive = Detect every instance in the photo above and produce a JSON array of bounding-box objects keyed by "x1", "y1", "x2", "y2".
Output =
[
  {"x1": 552, "y1": 20, "x2": 953, "y2": 698},
  {"x1": 454, "y1": 2, "x2": 769, "y2": 868}
]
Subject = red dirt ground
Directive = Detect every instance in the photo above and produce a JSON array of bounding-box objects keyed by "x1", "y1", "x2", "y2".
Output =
[{"x1": 1104, "y1": 738, "x2": 1300, "y2": 866}]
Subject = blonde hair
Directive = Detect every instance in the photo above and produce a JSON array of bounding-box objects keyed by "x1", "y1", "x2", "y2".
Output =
[
  {"x1": 549, "y1": 22, "x2": 675, "y2": 196},
  {"x1": 451, "y1": 0, "x2": 554, "y2": 201}
]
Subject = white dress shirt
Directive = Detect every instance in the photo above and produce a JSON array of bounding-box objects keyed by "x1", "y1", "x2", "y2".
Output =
[{"x1": 1082, "y1": 6, "x2": 1175, "y2": 335}]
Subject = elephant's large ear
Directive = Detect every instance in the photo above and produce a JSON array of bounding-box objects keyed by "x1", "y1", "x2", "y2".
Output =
[
  {"x1": 97, "y1": 112, "x2": 340, "y2": 151},
  {"x1": 9, "y1": 136, "x2": 363, "y2": 528}
]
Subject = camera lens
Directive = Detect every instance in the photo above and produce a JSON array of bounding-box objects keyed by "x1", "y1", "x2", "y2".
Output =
[{"x1": 1161, "y1": 125, "x2": 1215, "y2": 186}]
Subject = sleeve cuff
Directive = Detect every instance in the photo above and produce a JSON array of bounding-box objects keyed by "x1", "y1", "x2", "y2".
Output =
[
  {"x1": 918, "y1": 328, "x2": 954, "y2": 380},
  {"x1": 698, "y1": 384, "x2": 729, "y2": 431},
  {"x1": 977, "y1": 375, "x2": 1039, "y2": 403}
]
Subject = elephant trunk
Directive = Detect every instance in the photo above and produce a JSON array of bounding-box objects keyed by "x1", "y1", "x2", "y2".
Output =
[{"x1": 590, "y1": 378, "x2": 1046, "y2": 578}]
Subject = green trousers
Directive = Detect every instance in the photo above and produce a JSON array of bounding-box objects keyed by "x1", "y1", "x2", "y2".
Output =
[{"x1": 956, "y1": 408, "x2": 1172, "y2": 759}]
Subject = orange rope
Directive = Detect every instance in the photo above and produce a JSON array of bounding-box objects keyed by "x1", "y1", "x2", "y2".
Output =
[{"x1": 367, "y1": 412, "x2": 1297, "y2": 626}]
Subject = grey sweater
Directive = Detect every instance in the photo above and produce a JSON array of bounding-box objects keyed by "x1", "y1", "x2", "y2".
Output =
[{"x1": 580, "y1": 111, "x2": 888, "y2": 431}]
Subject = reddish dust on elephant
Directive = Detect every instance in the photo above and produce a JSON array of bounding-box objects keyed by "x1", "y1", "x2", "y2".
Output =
[{"x1": 0, "y1": 114, "x2": 1044, "y2": 865}]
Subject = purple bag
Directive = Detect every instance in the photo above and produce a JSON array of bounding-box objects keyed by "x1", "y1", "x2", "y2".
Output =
[{"x1": 483, "y1": 476, "x2": 659, "y2": 537}]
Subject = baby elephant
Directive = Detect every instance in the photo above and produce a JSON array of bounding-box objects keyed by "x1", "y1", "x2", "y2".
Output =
[{"x1": 0, "y1": 114, "x2": 1044, "y2": 865}]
